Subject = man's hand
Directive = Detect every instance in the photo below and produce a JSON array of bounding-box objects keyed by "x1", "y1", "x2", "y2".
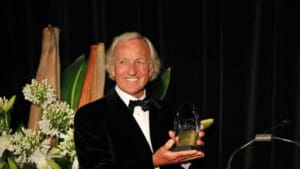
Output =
[{"x1": 152, "y1": 126, "x2": 205, "y2": 167}]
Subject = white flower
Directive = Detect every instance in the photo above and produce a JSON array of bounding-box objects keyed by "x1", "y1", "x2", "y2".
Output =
[
  {"x1": 11, "y1": 127, "x2": 51, "y2": 167},
  {"x1": 0, "y1": 97, "x2": 8, "y2": 112},
  {"x1": 39, "y1": 120, "x2": 57, "y2": 136},
  {"x1": 72, "y1": 157, "x2": 79, "y2": 169},
  {"x1": 57, "y1": 128, "x2": 75, "y2": 157},
  {"x1": 28, "y1": 148, "x2": 51, "y2": 169},
  {"x1": 39, "y1": 101, "x2": 74, "y2": 137},
  {"x1": 22, "y1": 79, "x2": 57, "y2": 109},
  {"x1": 0, "y1": 132, "x2": 13, "y2": 156}
]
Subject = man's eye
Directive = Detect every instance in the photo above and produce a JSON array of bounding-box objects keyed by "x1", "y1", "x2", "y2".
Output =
[
  {"x1": 136, "y1": 60, "x2": 145, "y2": 64},
  {"x1": 119, "y1": 60, "x2": 127, "y2": 64}
]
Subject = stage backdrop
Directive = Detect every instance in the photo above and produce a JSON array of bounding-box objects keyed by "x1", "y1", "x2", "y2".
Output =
[{"x1": 1, "y1": 0, "x2": 299, "y2": 169}]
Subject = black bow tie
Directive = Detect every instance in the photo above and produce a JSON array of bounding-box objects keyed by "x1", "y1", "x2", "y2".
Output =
[{"x1": 128, "y1": 98, "x2": 152, "y2": 113}]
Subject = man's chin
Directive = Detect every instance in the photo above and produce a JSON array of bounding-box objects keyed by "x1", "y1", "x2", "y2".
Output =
[{"x1": 124, "y1": 89, "x2": 145, "y2": 98}]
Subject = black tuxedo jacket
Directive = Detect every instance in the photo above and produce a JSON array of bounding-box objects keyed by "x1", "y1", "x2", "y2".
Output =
[{"x1": 74, "y1": 88, "x2": 183, "y2": 169}]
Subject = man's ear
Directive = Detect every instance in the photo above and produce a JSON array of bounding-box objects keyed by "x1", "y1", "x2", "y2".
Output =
[
  {"x1": 149, "y1": 67, "x2": 154, "y2": 80},
  {"x1": 110, "y1": 64, "x2": 115, "y2": 78}
]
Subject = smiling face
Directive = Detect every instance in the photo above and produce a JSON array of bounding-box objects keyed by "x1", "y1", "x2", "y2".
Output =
[{"x1": 110, "y1": 38, "x2": 153, "y2": 98}]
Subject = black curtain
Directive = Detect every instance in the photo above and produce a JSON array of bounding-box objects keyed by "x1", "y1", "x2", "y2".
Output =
[{"x1": 1, "y1": 0, "x2": 299, "y2": 169}]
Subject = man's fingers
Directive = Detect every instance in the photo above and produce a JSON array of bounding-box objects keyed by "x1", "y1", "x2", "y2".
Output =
[{"x1": 164, "y1": 139, "x2": 175, "y2": 150}]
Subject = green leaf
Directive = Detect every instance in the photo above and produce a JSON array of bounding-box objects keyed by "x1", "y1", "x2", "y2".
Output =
[
  {"x1": 3, "y1": 110, "x2": 11, "y2": 131},
  {"x1": 200, "y1": 118, "x2": 214, "y2": 129},
  {"x1": 151, "y1": 67, "x2": 171, "y2": 100},
  {"x1": 46, "y1": 159, "x2": 61, "y2": 169},
  {"x1": 0, "y1": 160, "x2": 5, "y2": 169},
  {"x1": 47, "y1": 147, "x2": 63, "y2": 158},
  {"x1": 7, "y1": 157, "x2": 18, "y2": 169},
  {"x1": 3, "y1": 95, "x2": 16, "y2": 112},
  {"x1": 61, "y1": 54, "x2": 87, "y2": 110},
  {"x1": 14, "y1": 124, "x2": 26, "y2": 133}
]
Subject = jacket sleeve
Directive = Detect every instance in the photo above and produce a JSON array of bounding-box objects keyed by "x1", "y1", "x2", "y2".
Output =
[{"x1": 74, "y1": 104, "x2": 154, "y2": 169}]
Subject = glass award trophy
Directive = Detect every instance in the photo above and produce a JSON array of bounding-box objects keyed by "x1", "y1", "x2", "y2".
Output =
[{"x1": 171, "y1": 103, "x2": 204, "y2": 151}]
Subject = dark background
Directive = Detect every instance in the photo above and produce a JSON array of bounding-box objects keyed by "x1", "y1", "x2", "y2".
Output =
[{"x1": 1, "y1": 0, "x2": 300, "y2": 169}]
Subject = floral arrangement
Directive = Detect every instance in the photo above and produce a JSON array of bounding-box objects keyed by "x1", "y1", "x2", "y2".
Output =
[{"x1": 0, "y1": 79, "x2": 78, "y2": 169}]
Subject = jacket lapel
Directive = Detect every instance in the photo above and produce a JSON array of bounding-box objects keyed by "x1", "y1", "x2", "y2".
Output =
[{"x1": 105, "y1": 89, "x2": 154, "y2": 153}]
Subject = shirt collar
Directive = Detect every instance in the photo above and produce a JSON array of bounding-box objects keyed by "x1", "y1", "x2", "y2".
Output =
[{"x1": 115, "y1": 85, "x2": 146, "y2": 107}]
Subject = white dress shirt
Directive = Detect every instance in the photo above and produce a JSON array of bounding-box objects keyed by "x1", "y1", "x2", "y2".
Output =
[
  {"x1": 115, "y1": 86, "x2": 153, "y2": 151},
  {"x1": 115, "y1": 85, "x2": 191, "y2": 169}
]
